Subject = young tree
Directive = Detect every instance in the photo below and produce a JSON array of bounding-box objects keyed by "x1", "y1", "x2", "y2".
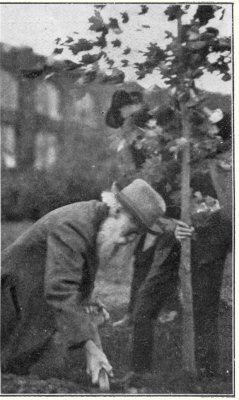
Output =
[{"x1": 53, "y1": 4, "x2": 231, "y2": 375}]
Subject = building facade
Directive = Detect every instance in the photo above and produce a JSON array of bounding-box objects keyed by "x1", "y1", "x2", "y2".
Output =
[{"x1": 0, "y1": 43, "x2": 102, "y2": 172}]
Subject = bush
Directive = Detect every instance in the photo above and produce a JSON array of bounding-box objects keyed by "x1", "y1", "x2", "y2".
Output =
[
  {"x1": 1, "y1": 126, "x2": 121, "y2": 221},
  {"x1": 1, "y1": 156, "x2": 119, "y2": 221}
]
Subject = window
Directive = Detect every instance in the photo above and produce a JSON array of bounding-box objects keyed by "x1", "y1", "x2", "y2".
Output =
[
  {"x1": 0, "y1": 69, "x2": 18, "y2": 110},
  {"x1": 72, "y1": 93, "x2": 97, "y2": 127},
  {"x1": 34, "y1": 132, "x2": 58, "y2": 170},
  {"x1": 34, "y1": 82, "x2": 61, "y2": 120},
  {"x1": 1, "y1": 125, "x2": 17, "y2": 168}
]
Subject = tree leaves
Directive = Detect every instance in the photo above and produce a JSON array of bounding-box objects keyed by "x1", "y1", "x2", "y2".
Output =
[
  {"x1": 81, "y1": 52, "x2": 104, "y2": 65},
  {"x1": 94, "y1": 5, "x2": 106, "y2": 9},
  {"x1": 138, "y1": 5, "x2": 149, "y2": 15},
  {"x1": 165, "y1": 5, "x2": 185, "y2": 21},
  {"x1": 211, "y1": 37, "x2": 231, "y2": 52},
  {"x1": 53, "y1": 47, "x2": 63, "y2": 55},
  {"x1": 100, "y1": 68, "x2": 125, "y2": 84},
  {"x1": 65, "y1": 36, "x2": 74, "y2": 44},
  {"x1": 105, "y1": 57, "x2": 114, "y2": 67},
  {"x1": 111, "y1": 39, "x2": 121, "y2": 48},
  {"x1": 108, "y1": 18, "x2": 122, "y2": 34},
  {"x1": 206, "y1": 54, "x2": 231, "y2": 77},
  {"x1": 121, "y1": 59, "x2": 129, "y2": 67},
  {"x1": 123, "y1": 47, "x2": 131, "y2": 55},
  {"x1": 193, "y1": 5, "x2": 221, "y2": 26},
  {"x1": 222, "y1": 73, "x2": 231, "y2": 81},
  {"x1": 94, "y1": 32, "x2": 107, "y2": 49},
  {"x1": 51, "y1": 3, "x2": 231, "y2": 188},
  {"x1": 89, "y1": 10, "x2": 105, "y2": 32},
  {"x1": 135, "y1": 43, "x2": 166, "y2": 78},
  {"x1": 69, "y1": 39, "x2": 93, "y2": 54},
  {"x1": 121, "y1": 12, "x2": 129, "y2": 23}
]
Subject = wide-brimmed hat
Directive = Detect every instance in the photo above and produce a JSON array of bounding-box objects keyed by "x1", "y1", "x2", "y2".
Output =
[{"x1": 115, "y1": 179, "x2": 166, "y2": 235}]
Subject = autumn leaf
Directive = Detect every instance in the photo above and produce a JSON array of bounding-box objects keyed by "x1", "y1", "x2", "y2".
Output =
[
  {"x1": 111, "y1": 39, "x2": 121, "y2": 48},
  {"x1": 222, "y1": 73, "x2": 231, "y2": 81},
  {"x1": 69, "y1": 39, "x2": 93, "y2": 55},
  {"x1": 89, "y1": 10, "x2": 105, "y2": 32},
  {"x1": 81, "y1": 52, "x2": 103, "y2": 65},
  {"x1": 100, "y1": 68, "x2": 125, "y2": 83},
  {"x1": 165, "y1": 5, "x2": 185, "y2": 21},
  {"x1": 121, "y1": 12, "x2": 129, "y2": 23},
  {"x1": 53, "y1": 47, "x2": 63, "y2": 55},
  {"x1": 121, "y1": 59, "x2": 129, "y2": 67},
  {"x1": 65, "y1": 36, "x2": 74, "y2": 44},
  {"x1": 193, "y1": 5, "x2": 216, "y2": 26},
  {"x1": 94, "y1": 5, "x2": 106, "y2": 9},
  {"x1": 108, "y1": 18, "x2": 122, "y2": 34},
  {"x1": 94, "y1": 31, "x2": 108, "y2": 48},
  {"x1": 123, "y1": 47, "x2": 131, "y2": 55},
  {"x1": 139, "y1": 5, "x2": 149, "y2": 15},
  {"x1": 105, "y1": 57, "x2": 114, "y2": 67}
]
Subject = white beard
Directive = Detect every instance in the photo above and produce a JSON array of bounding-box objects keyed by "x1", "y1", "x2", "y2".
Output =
[{"x1": 97, "y1": 217, "x2": 137, "y2": 271}]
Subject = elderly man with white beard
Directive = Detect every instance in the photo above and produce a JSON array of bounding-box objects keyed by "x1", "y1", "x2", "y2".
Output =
[{"x1": 1, "y1": 179, "x2": 193, "y2": 387}]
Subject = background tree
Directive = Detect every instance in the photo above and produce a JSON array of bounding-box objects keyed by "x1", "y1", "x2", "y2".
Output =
[{"x1": 53, "y1": 4, "x2": 232, "y2": 375}]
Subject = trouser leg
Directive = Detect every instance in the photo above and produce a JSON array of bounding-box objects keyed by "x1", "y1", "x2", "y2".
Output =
[
  {"x1": 128, "y1": 261, "x2": 152, "y2": 314},
  {"x1": 131, "y1": 254, "x2": 179, "y2": 373},
  {"x1": 192, "y1": 257, "x2": 225, "y2": 375}
]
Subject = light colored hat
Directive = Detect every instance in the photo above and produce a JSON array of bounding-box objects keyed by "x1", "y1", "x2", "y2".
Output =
[{"x1": 115, "y1": 179, "x2": 166, "y2": 235}]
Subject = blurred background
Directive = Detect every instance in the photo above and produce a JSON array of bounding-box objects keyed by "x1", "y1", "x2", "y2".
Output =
[{"x1": 0, "y1": 42, "x2": 231, "y2": 221}]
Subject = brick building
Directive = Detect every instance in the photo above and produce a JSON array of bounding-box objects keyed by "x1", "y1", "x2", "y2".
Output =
[{"x1": 0, "y1": 43, "x2": 104, "y2": 172}]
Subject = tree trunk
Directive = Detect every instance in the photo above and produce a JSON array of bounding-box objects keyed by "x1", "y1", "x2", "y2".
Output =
[
  {"x1": 176, "y1": 11, "x2": 197, "y2": 375},
  {"x1": 179, "y1": 104, "x2": 197, "y2": 375}
]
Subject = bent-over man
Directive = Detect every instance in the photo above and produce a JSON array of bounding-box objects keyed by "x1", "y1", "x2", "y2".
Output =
[{"x1": 2, "y1": 179, "x2": 171, "y2": 386}]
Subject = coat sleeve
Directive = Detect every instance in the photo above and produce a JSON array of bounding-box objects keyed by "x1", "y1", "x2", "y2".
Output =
[{"x1": 44, "y1": 222, "x2": 98, "y2": 349}]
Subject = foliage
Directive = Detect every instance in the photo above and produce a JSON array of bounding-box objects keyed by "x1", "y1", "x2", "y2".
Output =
[{"x1": 51, "y1": 4, "x2": 231, "y2": 212}]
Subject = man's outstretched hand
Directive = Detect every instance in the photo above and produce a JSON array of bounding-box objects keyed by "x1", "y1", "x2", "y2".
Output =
[
  {"x1": 84, "y1": 340, "x2": 113, "y2": 385},
  {"x1": 174, "y1": 220, "x2": 194, "y2": 241}
]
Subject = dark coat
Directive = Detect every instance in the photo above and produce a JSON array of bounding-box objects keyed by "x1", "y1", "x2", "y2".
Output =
[{"x1": 1, "y1": 200, "x2": 109, "y2": 371}]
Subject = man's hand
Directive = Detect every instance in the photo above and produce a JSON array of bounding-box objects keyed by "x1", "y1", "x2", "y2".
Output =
[
  {"x1": 174, "y1": 220, "x2": 194, "y2": 241},
  {"x1": 84, "y1": 298, "x2": 110, "y2": 326},
  {"x1": 85, "y1": 340, "x2": 113, "y2": 385}
]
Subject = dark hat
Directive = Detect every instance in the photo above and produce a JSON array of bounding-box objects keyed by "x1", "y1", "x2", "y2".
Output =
[{"x1": 115, "y1": 179, "x2": 166, "y2": 235}]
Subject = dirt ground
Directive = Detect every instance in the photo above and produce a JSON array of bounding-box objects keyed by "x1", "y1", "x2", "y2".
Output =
[{"x1": 1, "y1": 221, "x2": 234, "y2": 395}]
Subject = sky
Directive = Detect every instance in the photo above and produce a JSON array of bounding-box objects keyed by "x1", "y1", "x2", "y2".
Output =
[{"x1": 0, "y1": 3, "x2": 233, "y2": 93}]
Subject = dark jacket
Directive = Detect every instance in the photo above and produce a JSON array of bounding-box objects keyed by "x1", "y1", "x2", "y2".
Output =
[{"x1": 1, "y1": 200, "x2": 109, "y2": 369}]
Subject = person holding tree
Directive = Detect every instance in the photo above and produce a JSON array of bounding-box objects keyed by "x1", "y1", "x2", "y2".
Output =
[{"x1": 106, "y1": 94, "x2": 232, "y2": 380}]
